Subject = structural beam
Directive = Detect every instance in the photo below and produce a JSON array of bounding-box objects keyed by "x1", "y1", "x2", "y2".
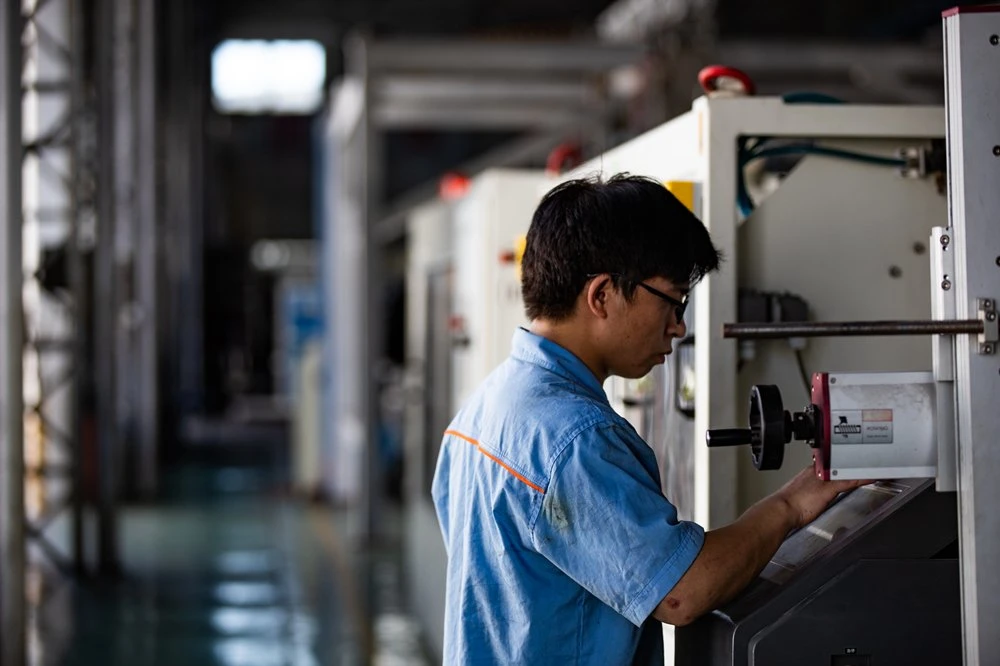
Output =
[
  {"x1": 0, "y1": 2, "x2": 25, "y2": 664},
  {"x1": 367, "y1": 39, "x2": 641, "y2": 74}
]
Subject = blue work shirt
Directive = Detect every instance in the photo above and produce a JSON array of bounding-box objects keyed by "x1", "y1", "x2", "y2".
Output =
[{"x1": 432, "y1": 327, "x2": 705, "y2": 665}]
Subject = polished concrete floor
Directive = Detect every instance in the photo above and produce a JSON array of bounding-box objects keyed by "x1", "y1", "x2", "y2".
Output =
[{"x1": 29, "y1": 443, "x2": 428, "y2": 666}]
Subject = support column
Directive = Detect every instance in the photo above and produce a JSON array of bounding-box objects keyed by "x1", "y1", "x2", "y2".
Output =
[
  {"x1": 943, "y1": 6, "x2": 1000, "y2": 665},
  {"x1": 135, "y1": 0, "x2": 159, "y2": 497},
  {"x1": 0, "y1": 1, "x2": 25, "y2": 663},
  {"x1": 94, "y1": 0, "x2": 119, "y2": 574}
]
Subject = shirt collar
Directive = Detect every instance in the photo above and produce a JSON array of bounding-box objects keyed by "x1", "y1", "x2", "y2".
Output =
[{"x1": 510, "y1": 327, "x2": 608, "y2": 402}]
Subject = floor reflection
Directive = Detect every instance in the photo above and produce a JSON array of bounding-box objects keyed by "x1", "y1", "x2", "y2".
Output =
[{"x1": 31, "y1": 458, "x2": 359, "y2": 666}]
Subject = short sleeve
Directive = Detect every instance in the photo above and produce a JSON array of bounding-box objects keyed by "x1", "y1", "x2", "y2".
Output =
[{"x1": 531, "y1": 423, "x2": 704, "y2": 627}]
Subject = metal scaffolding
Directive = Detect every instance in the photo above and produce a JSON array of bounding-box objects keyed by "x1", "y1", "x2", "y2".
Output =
[
  {"x1": 21, "y1": 0, "x2": 85, "y2": 581},
  {"x1": 0, "y1": 0, "x2": 162, "y2": 659}
]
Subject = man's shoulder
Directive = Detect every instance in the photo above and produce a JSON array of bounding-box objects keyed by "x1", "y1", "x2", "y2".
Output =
[
  {"x1": 450, "y1": 358, "x2": 625, "y2": 476},
  {"x1": 486, "y1": 356, "x2": 614, "y2": 427}
]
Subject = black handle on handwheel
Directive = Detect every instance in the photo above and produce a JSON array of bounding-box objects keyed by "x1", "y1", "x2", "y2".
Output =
[{"x1": 706, "y1": 428, "x2": 753, "y2": 448}]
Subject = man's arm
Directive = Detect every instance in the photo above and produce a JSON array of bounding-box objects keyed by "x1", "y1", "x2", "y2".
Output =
[{"x1": 652, "y1": 467, "x2": 868, "y2": 626}]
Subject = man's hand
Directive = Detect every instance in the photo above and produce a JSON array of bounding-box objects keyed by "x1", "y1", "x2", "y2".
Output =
[
  {"x1": 654, "y1": 466, "x2": 874, "y2": 626},
  {"x1": 774, "y1": 466, "x2": 871, "y2": 530}
]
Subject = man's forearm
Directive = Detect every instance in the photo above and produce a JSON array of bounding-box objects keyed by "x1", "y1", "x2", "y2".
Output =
[
  {"x1": 654, "y1": 494, "x2": 797, "y2": 625},
  {"x1": 701, "y1": 495, "x2": 799, "y2": 607}
]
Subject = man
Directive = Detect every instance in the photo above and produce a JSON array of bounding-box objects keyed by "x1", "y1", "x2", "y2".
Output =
[{"x1": 431, "y1": 174, "x2": 865, "y2": 665}]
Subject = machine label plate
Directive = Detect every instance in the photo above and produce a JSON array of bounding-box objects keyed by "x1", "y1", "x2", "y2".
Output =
[{"x1": 831, "y1": 409, "x2": 894, "y2": 444}]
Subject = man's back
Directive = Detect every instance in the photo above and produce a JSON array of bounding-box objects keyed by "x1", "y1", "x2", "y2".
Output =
[{"x1": 432, "y1": 328, "x2": 704, "y2": 665}]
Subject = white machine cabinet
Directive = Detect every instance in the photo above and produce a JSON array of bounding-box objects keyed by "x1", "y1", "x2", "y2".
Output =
[
  {"x1": 563, "y1": 96, "x2": 946, "y2": 526},
  {"x1": 402, "y1": 197, "x2": 454, "y2": 662},
  {"x1": 450, "y1": 169, "x2": 549, "y2": 408}
]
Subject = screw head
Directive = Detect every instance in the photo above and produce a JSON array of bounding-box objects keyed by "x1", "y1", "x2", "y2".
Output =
[
  {"x1": 829, "y1": 377, "x2": 837, "y2": 384},
  {"x1": 994, "y1": 145, "x2": 1000, "y2": 156},
  {"x1": 832, "y1": 470, "x2": 839, "y2": 477},
  {"x1": 991, "y1": 34, "x2": 999, "y2": 45},
  {"x1": 983, "y1": 344, "x2": 995, "y2": 355},
  {"x1": 996, "y1": 256, "x2": 1000, "y2": 267},
  {"x1": 888, "y1": 265, "x2": 903, "y2": 278},
  {"x1": 989, "y1": 312, "x2": 998, "y2": 322},
  {"x1": 985, "y1": 299, "x2": 995, "y2": 309},
  {"x1": 942, "y1": 279, "x2": 952, "y2": 291},
  {"x1": 913, "y1": 242, "x2": 927, "y2": 255},
  {"x1": 941, "y1": 234, "x2": 951, "y2": 246}
]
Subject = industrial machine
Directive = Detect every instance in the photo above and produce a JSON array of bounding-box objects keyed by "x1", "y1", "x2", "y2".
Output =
[
  {"x1": 554, "y1": 89, "x2": 950, "y2": 662},
  {"x1": 557, "y1": 89, "x2": 952, "y2": 661},
  {"x1": 449, "y1": 169, "x2": 549, "y2": 407},
  {"x1": 550, "y1": 9, "x2": 1000, "y2": 658},
  {"x1": 669, "y1": 8, "x2": 1000, "y2": 663},
  {"x1": 401, "y1": 196, "x2": 453, "y2": 661},
  {"x1": 559, "y1": 91, "x2": 948, "y2": 532},
  {"x1": 687, "y1": 376, "x2": 961, "y2": 665},
  {"x1": 676, "y1": 474, "x2": 959, "y2": 665}
]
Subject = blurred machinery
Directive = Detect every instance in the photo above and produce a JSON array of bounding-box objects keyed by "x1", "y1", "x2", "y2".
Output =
[
  {"x1": 448, "y1": 171, "x2": 546, "y2": 407},
  {"x1": 249, "y1": 239, "x2": 323, "y2": 496},
  {"x1": 401, "y1": 196, "x2": 453, "y2": 660},
  {"x1": 321, "y1": 35, "x2": 642, "y2": 537}
]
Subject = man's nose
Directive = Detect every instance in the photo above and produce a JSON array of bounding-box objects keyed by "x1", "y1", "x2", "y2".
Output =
[{"x1": 671, "y1": 319, "x2": 687, "y2": 338}]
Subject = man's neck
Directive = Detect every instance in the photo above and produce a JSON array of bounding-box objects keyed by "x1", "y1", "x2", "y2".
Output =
[{"x1": 528, "y1": 318, "x2": 608, "y2": 385}]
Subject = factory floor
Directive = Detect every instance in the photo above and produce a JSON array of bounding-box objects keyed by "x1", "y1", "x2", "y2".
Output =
[{"x1": 27, "y1": 434, "x2": 430, "y2": 666}]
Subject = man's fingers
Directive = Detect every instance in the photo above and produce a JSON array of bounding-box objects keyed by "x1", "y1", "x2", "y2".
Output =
[{"x1": 829, "y1": 478, "x2": 874, "y2": 494}]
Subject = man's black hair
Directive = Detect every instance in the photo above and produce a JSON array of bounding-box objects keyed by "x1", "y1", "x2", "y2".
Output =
[{"x1": 521, "y1": 173, "x2": 722, "y2": 321}]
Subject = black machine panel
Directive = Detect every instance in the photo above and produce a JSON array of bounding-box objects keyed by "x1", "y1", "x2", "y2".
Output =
[
  {"x1": 761, "y1": 481, "x2": 907, "y2": 586},
  {"x1": 676, "y1": 479, "x2": 960, "y2": 666}
]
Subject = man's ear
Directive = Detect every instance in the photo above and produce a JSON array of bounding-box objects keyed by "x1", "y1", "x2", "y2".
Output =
[{"x1": 585, "y1": 274, "x2": 612, "y2": 319}]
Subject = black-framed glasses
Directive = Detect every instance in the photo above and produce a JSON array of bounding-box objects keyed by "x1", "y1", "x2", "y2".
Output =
[
  {"x1": 634, "y1": 281, "x2": 688, "y2": 323},
  {"x1": 587, "y1": 273, "x2": 688, "y2": 323}
]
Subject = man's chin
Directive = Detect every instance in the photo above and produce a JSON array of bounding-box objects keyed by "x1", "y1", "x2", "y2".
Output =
[{"x1": 635, "y1": 357, "x2": 666, "y2": 377}]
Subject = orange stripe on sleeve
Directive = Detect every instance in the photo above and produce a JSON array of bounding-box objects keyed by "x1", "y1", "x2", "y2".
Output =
[{"x1": 443, "y1": 429, "x2": 545, "y2": 494}]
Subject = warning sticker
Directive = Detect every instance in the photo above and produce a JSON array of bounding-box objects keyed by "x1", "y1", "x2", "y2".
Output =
[{"x1": 831, "y1": 410, "x2": 894, "y2": 445}]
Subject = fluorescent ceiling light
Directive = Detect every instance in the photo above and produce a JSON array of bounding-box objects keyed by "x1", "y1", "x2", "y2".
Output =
[{"x1": 211, "y1": 40, "x2": 326, "y2": 114}]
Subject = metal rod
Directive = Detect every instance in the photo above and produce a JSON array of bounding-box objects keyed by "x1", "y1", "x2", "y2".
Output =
[
  {"x1": 1, "y1": 0, "x2": 26, "y2": 662},
  {"x1": 723, "y1": 319, "x2": 985, "y2": 340}
]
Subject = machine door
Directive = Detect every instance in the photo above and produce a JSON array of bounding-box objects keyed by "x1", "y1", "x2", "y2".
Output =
[{"x1": 423, "y1": 266, "x2": 453, "y2": 494}]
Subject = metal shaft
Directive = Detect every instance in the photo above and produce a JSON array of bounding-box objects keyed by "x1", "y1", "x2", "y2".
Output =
[{"x1": 723, "y1": 319, "x2": 985, "y2": 340}]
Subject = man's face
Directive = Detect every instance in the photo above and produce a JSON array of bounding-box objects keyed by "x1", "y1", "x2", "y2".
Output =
[{"x1": 604, "y1": 276, "x2": 688, "y2": 379}]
